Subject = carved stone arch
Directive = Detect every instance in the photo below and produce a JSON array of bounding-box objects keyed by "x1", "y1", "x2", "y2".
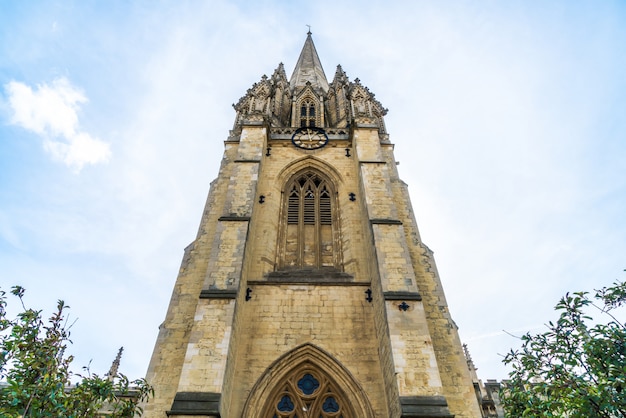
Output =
[
  {"x1": 294, "y1": 85, "x2": 322, "y2": 127},
  {"x1": 242, "y1": 343, "x2": 375, "y2": 418},
  {"x1": 276, "y1": 156, "x2": 344, "y2": 188},
  {"x1": 348, "y1": 82, "x2": 373, "y2": 118},
  {"x1": 275, "y1": 160, "x2": 344, "y2": 272},
  {"x1": 253, "y1": 83, "x2": 271, "y2": 113}
]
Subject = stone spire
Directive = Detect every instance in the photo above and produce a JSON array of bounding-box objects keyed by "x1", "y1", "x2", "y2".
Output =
[
  {"x1": 106, "y1": 346, "x2": 124, "y2": 381},
  {"x1": 289, "y1": 31, "x2": 329, "y2": 93}
]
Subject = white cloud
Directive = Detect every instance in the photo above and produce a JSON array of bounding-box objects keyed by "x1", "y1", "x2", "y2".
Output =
[
  {"x1": 4, "y1": 77, "x2": 111, "y2": 171},
  {"x1": 44, "y1": 131, "x2": 111, "y2": 169},
  {"x1": 7, "y1": 77, "x2": 84, "y2": 137}
]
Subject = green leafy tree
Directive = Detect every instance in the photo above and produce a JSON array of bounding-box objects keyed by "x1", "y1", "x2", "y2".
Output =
[
  {"x1": 0, "y1": 286, "x2": 153, "y2": 417},
  {"x1": 502, "y1": 280, "x2": 626, "y2": 417}
]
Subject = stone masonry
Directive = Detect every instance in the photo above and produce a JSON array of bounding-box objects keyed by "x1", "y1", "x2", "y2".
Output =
[{"x1": 143, "y1": 33, "x2": 483, "y2": 418}]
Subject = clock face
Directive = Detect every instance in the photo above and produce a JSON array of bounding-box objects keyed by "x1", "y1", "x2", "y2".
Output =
[{"x1": 291, "y1": 127, "x2": 328, "y2": 150}]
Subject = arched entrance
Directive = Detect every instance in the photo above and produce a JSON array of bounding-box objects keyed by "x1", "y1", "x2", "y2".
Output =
[{"x1": 242, "y1": 344, "x2": 374, "y2": 418}]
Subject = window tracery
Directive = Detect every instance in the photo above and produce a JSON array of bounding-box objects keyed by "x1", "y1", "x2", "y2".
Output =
[
  {"x1": 267, "y1": 368, "x2": 350, "y2": 418},
  {"x1": 279, "y1": 170, "x2": 339, "y2": 270},
  {"x1": 243, "y1": 344, "x2": 375, "y2": 418},
  {"x1": 299, "y1": 98, "x2": 317, "y2": 127}
]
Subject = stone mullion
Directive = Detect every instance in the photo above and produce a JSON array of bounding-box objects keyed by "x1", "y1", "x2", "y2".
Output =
[
  {"x1": 331, "y1": 189, "x2": 342, "y2": 270},
  {"x1": 314, "y1": 187, "x2": 321, "y2": 268},
  {"x1": 297, "y1": 188, "x2": 305, "y2": 268}
]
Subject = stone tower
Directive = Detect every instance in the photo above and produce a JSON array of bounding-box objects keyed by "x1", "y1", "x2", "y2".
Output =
[{"x1": 144, "y1": 33, "x2": 482, "y2": 418}]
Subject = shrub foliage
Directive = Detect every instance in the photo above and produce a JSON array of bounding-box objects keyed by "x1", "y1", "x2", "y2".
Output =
[
  {"x1": 0, "y1": 286, "x2": 153, "y2": 417},
  {"x1": 502, "y1": 280, "x2": 626, "y2": 417}
]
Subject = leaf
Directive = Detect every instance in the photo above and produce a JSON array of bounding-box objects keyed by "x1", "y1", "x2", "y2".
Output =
[
  {"x1": 0, "y1": 286, "x2": 153, "y2": 416},
  {"x1": 502, "y1": 280, "x2": 626, "y2": 418}
]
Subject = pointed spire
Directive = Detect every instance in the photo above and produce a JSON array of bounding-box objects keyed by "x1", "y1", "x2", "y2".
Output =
[
  {"x1": 106, "y1": 346, "x2": 124, "y2": 381},
  {"x1": 333, "y1": 64, "x2": 347, "y2": 80},
  {"x1": 289, "y1": 32, "x2": 329, "y2": 93}
]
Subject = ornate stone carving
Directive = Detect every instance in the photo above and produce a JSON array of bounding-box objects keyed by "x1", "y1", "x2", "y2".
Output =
[{"x1": 232, "y1": 48, "x2": 388, "y2": 133}]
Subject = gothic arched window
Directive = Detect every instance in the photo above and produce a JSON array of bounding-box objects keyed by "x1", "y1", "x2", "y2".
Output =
[
  {"x1": 243, "y1": 344, "x2": 374, "y2": 418},
  {"x1": 278, "y1": 170, "x2": 339, "y2": 270},
  {"x1": 265, "y1": 367, "x2": 351, "y2": 418},
  {"x1": 299, "y1": 99, "x2": 317, "y2": 127}
]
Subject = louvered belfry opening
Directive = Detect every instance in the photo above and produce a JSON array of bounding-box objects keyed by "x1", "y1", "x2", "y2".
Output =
[
  {"x1": 299, "y1": 99, "x2": 317, "y2": 127},
  {"x1": 281, "y1": 170, "x2": 337, "y2": 270}
]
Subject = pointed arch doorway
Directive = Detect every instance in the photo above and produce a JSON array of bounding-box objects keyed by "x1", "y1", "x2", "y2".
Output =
[{"x1": 242, "y1": 344, "x2": 374, "y2": 418}]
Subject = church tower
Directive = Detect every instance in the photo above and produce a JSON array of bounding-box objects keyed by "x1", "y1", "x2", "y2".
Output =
[{"x1": 144, "y1": 33, "x2": 482, "y2": 418}]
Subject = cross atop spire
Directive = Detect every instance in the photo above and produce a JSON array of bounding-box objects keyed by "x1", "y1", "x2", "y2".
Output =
[{"x1": 289, "y1": 32, "x2": 329, "y2": 93}]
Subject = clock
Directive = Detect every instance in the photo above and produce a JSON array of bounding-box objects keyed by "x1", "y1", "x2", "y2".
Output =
[{"x1": 291, "y1": 127, "x2": 328, "y2": 150}]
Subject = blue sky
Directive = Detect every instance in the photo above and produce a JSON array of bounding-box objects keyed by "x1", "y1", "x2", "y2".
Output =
[{"x1": 1, "y1": 0, "x2": 625, "y2": 382}]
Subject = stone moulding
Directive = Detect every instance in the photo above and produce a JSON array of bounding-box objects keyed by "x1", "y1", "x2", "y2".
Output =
[
  {"x1": 400, "y1": 395, "x2": 454, "y2": 418},
  {"x1": 199, "y1": 289, "x2": 237, "y2": 299},
  {"x1": 269, "y1": 134, "x2": 350, "y2": 141},
  {"x1": 370, "y1": 218, "x2": 403, "y2": 225},
  {"x1": 248, "y1": 279, "x2": 368, "y2": 286},
  {"x1": 263, "y1": 268, "x2": 354, "y2": 283},
  {"x1": 217, "y1": 216, "x2": 251, "y2": 221},
  {"x1": 383, "y1": 291, "x2": 423, "y2": 301},
  {"x1": 359, "y1": 160, "x2": 386, "y2": 164},
  {"x1": 167, "y1": 391, "x2": 221, "y2": 416}
]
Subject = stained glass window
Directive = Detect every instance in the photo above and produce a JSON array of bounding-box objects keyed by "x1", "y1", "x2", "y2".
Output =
[
  {"x1": 266, "y1": 367, "x2": 348, "y2": 417},
  {"x1": 297, "y1": 374, "x2": 320, "y2": 395}
]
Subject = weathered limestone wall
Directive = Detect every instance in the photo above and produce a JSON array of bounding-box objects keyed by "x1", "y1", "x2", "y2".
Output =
[
  {"x1": 382, "y1": 144, "x2": 483, "y2": 417},
  {"x1": 221, "y1": 132, "x2": 392, "y2": 416},
  {"x1": 178, "y1": 299, "x2": 234, "y2": 393},
  {"x1": 143, "y1": 141, "x2": 239, "y2": 417},
  {"x1": 144, "y1": 123, "x2": 264, "y2": 417},
  {"x1": 354, "y1": 126, "x2": 445, "y2": 405},
  {"x1": 201, "y1": 221, "x2": 249, "y2": 290},
  {"x1": 145, "y1": 120, "x2": 481, "y2": 418},
  {"x1": 225, "y1": 284, "x2": 387, "y2": 416},
  {"x1": 176, "y1": 124, "x2": 265, "y2": 414}
]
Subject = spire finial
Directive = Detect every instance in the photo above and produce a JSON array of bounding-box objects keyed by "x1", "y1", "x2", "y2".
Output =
[
  {"x1": 290, "y1": 28, "x2": 328, "y2": 92},
  {"x1": 106, "y1": 346, "x2": 124, "y2": 381}
]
